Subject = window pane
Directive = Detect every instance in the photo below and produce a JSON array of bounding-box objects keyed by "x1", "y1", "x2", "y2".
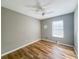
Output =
[{"x1": 52, "y1": 20, "x2": 64, "y2": 38}]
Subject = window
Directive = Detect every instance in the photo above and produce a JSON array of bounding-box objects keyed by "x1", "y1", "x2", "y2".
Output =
[{"x1": 52, "y1": 20, "x2": 64, "y2": 38}]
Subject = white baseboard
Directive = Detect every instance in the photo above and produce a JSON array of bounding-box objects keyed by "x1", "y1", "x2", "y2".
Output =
[
  {"x1": 42, "y1": 39, "x2": 56, "y2": 43},
  {"x1": 1, "y1": 39, "x2": 41, "y2": 57},
  {"x1": 2, "y1": 39, "x2": 75, "y2": 57},
  {"x1": 58, "y1": 42, "x2": 74, "y2": 47},
  {"x1": 58, "y1": 42, "x2": 74, "y2": 48},
  {"x1": 74, "y1": 47, "x2": 78, "y2": 57},
  {"x1": 42, "y1": 39, "x2": 74, "y2": 47},
  {"x1": 44, "y1": 39, "x2": 77, "y2": 57}
]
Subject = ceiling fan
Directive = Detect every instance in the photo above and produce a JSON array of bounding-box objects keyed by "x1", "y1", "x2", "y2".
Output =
[{"x1": 25, "y1": 0, "x2": 52, "y2": 16}]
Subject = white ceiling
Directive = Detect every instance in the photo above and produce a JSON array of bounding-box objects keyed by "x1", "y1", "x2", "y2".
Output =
[{"x1": 2, "y1": 0, "x2": 77, "y2": 20}]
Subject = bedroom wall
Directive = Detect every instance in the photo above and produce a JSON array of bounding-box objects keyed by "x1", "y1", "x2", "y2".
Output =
[
  {"x1": 41, "y1": 13, "x2": 74, "y2": 46},
  {"x1": 1, "y1": 7, "x2": 41, "y2": 54}
]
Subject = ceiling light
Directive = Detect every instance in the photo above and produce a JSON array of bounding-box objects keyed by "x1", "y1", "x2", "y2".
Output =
[{"x1": 42, "y1": 12, "x2": 45, "y2": 16}]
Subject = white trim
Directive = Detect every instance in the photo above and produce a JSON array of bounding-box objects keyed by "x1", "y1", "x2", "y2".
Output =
[
  {"x1": 44, "y1": 39, "x2": 77, "y2": 57},
  {"x1": 42, "y1": 39, "x2": 56, "y2": 43},
  {"x1": 1, "y1": 39, "x2": 41, "y2": 57},
  {"x1": 74, "y1": 47, "x2": 78, "y2": 57},
  {"x1": 58, "y1": 42, "x2": 74, "y2": 47},
  {"x1": 42, "y1": 39, "x2": 74, "y2": 47}
]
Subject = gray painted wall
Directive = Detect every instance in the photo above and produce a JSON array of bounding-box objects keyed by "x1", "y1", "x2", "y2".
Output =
[
  {"x1": 41, "y1": 13, "x2": 74, "y2": 46},
  {"x1": 74, "y1": 7, "x2": 78, "y2": 55},
  {"x1": 1, "y1": 7, "x2": 40, "y2": 54}
]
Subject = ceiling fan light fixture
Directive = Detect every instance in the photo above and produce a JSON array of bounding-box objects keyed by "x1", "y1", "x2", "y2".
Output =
[{"x1": 42, "y1": 12, "x2": 45, "y2": 16}]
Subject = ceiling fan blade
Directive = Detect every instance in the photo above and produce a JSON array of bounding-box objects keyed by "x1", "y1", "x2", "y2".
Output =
[
  {"x1": 35, "y1": 0, "x2": 44, "y2": 10},
  {"x1": 45, "y1": 11, "x2": 54, "y2": 14},
  {"x1": 43, "y1": 2, "x2": 52, "y2": 7},
  {"x1": 25, "y1": 0, "x2": 46, "y2": 12},
  {"x1": 25, "y1": 0, "x2": 42, "y2": 11},
  {"x1": 25, "y1": 5, "x2": 37, "y2": 8},
  {"x1": 26, "y1": 7, "x2": 40, "y2": 12}
]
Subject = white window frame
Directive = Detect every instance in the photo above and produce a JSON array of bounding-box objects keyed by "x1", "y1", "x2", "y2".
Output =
[{"x1": 52, "y1": 20, "x2": 64, "y2": 38}]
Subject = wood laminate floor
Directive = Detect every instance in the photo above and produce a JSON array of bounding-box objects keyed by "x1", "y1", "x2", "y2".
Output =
[{"x1": 2, "y1": 40, "x2": 76, "y2": 59}]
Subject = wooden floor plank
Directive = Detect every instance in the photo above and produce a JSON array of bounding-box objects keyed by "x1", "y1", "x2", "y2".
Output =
[{"x1": 2, "y1": 40, "x2": 76, "y2": 59}]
